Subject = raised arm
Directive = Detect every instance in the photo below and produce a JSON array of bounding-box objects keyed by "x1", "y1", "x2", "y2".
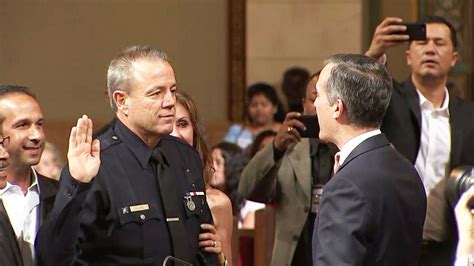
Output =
[
  {"x1": 35, "y1": 115, "x2": 101, "y2": 266},
  {"x1": 239, "y1": 112, "x2": 305, "y2": 203},
  {"x1": 365, "y1": 17, "x2": 409, "y2": 60}
]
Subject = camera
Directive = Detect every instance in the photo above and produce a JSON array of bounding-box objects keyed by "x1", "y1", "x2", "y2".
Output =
[
  {"x1": 446, "y1": 165, "x2": 474, "y2": 207},
  {"x1": 390, "y1": 21, "x2": 427, "y2": 41},
  {"x1": 391, "y1": 21, "x2": 427, "y2": 41},
  {"x1": 294, "y1": 115, "x2": 319, "y2": 138}
]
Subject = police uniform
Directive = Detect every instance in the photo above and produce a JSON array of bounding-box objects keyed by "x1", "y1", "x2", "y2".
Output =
[{"x1": 36, "y1": 120, "x2": 217, "y2": 265}]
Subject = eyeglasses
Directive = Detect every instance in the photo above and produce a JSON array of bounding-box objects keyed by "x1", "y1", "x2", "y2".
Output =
[{"x1": 0, "y1": 136, "x2": 10, "y2": 149}]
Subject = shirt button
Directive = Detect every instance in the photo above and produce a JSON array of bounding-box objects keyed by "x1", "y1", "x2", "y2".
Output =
[
  {"x1": 72, "y1": 183, "x2": 77, "y2": 189},
  {"x1": 140, "y1": 214, "x2": 146, "y2": 220},
  {"x1": 67, "y1": 192, "x2": 72, "y2": 197},
  {"x1": 186, "y1": 169, "x2": 190, "y2": 173},
  {"x1": 293, "y1": 235, "x2": 299, "y2": 241},
  {"x1": 112, "y1": 135, "x2": 118, "y2": 140}
]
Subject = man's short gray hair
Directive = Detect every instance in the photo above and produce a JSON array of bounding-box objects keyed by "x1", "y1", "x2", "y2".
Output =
[
  {"x1": 323, "y1": 54, "x2": 392, "y2": 128},
  {"x1": 107, "y1": 45, "x2": 169, "y2": 111}
]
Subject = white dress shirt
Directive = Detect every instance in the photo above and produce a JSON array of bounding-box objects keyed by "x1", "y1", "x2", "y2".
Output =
[
  {"x1": 0, "y1": 168, "x2": 40, "y2": 266},
  {"x1": 338, "y1": 129, "x2": 382, "y2": 166},
  {"x1": 414, "y1": 89, "x2": 451, "y2": 196}
]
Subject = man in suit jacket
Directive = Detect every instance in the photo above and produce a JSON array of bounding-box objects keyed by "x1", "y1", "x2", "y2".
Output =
[
  {"x1": 0, "y1": 85, "x2": 58, "y2": 266},
  {"x1": 311, "y1": 54, "x2": 426, "y2": 266},
  {"x1": 239, "y1": 73, "x2": 335, "y2": 266},
  {"x1": 365, "y1": 16, "x2": 474, "y2": 265},
  {"x1": 35, "y1": 46, "x2": 219, "y2": 265},
  {"x1": 0, "y1": 174, "x2": 57, "y2": 266},
  {"x1": 0, "y1": 128, "x2": 17, "y2": 266}
]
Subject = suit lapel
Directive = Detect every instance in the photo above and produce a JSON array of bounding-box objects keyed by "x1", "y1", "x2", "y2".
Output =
[
  {"x1": 448, "y1": 96, "x2": 463, "y2": 167},
  {"x1": 401, "y1": 78, "x2": 422, "y2": 128},
  {"x1": 0, "y1": 199, "x2": 12, "y2": 228},
  {"x1": 287, "y1": 139, "x2": 312, "y2": 202},
  {"x1": 0, "y1": 198, "x2": 24, "y2": 266},
  {"x1": 338, "y1": 134, "x2": 390, "y2": 172}
]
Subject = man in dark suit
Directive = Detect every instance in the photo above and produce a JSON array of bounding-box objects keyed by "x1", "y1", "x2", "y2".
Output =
[
  {"x1": 36, "y1": 46, "x2": 220, "y2": 265},
  {"x1": 365, "y1": 16, "x2": 474, "y2": 265},
  {"x1": 0, "y1": 129, "x2": 16, "y2": 266},
  {"x1": 0, "y1": 86, "x2": 58, "y2": 266},
  {"x1": 311, "y1": 54, "x2": 426, "y2": 266}
]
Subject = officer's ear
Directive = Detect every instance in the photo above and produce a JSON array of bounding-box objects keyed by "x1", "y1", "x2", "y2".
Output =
[{"x1": 113, "y1": 90, "x2": 130, "y2": 116}]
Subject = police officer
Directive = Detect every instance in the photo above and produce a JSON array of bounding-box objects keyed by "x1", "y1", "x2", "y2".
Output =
[{"x1": 35, "y1": 46, "x2": 220, "y2": 265}]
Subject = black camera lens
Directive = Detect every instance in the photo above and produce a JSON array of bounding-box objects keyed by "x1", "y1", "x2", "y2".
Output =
[{"x1": 446, "y1": 165, "x2": 474, "y2": 207}]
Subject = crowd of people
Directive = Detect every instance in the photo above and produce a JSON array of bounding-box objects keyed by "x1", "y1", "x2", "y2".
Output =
[{"x1": 0, "y1": 14, "x2": 473, "y2": 266}]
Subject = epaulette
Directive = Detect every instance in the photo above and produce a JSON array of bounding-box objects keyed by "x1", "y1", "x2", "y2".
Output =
[{"x1": 96, "y1": 127, "x2": 122, "y2": 152}]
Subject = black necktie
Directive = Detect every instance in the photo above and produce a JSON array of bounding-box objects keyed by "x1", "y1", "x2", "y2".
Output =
[{"x1": 151, "y1": 148, "x2": 192, "y2": 264}]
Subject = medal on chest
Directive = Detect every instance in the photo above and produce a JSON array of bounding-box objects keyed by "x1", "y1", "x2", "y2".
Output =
[{"x1": 184, "y1": 196, "x2": 196, "y2": 211}]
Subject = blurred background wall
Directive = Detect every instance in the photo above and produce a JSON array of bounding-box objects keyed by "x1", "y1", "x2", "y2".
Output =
[{"x1": 0, "y1": 0, "x2": 228, "y2": 153}]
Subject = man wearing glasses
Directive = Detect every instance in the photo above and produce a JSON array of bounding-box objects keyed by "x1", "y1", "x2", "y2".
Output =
[
  {"x1": 0, "y1": 85, "x2": 58, "y2": 266},
  {"x1": 0, "y1": 136, "x2": 10, "y2": 188}
]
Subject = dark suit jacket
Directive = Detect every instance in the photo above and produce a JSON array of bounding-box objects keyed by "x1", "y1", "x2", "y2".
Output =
[
  {"x1": 36, "y1": 123, "x2": 217, "y2": 266},
  {"x1": 381, "y1": 78, "x2": 474, "y2": 168},
  {"x1": 380, "y1": 77, "x2": 474, "y2": 261},
  {"x1": 312, "y1": 134, "x2": 426, "y2": 266},
  {"x1": 0, "y1": 173, "x2": 58, "y2": 266}
]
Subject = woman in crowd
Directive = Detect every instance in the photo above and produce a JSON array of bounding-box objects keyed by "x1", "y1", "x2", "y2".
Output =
[
  {"x1": 223, "y1": 83, "x2": 282, "y2": 149},
  {"x1": 171, "y1": 91, "x2": 233, "y2": 265},
  {"x1": 211, "y1": 142, "x2": 264, "y2": 229}
]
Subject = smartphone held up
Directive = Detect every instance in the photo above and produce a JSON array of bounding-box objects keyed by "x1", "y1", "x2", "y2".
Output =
[
  {"x1": 393, "y1": 21, "x2": 427, "y2": 41},
  {"x1": 295, "y1": 115, "x2": 319, "y2": 138}
]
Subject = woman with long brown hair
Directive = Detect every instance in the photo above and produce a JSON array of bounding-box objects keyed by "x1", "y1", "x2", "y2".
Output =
[{"x1": 171, "y1": 91, "x2": 233, "y2": 266}]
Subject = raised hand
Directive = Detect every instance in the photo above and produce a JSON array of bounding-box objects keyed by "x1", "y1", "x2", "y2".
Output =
[
  {"x1": 67, "y1": 115, "x2": 101, "y2": 183},
  {"x1": 365, "y1": 17, "x2": 409, "y2": 60},
  {"x1": 273, "y1": 112, "x2": 306, "y2": 152}
]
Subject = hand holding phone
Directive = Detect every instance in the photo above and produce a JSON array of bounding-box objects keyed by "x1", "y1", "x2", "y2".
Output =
[
  {"x1": 365, "y1": 17, "x2": 422, "y2": 59},
  {"x1": 294, "y1": 115, "x2": 319, "y2": 138},
  {"x1": 274, "y1": 112, "x2": 317, "y2": 152},
  {"x1": 393, "y1": 22, "x2": 427, "y2": 41}
]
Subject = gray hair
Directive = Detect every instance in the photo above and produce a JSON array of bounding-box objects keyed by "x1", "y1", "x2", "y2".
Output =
[
  {"x1": 107, "y1": 45, "x2": 169, "y2": 111},
  {"x1": 323, "y1": 54, "x2": 392, "y2": 128}
]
